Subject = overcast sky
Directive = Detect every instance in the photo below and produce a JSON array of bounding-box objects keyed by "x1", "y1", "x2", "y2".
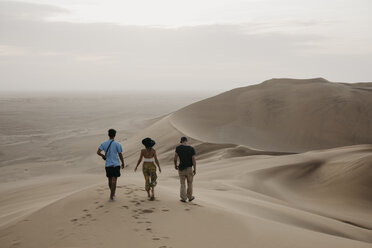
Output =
[{"x1": 0, "y1": 0, "x2": 371, "y2": 92}]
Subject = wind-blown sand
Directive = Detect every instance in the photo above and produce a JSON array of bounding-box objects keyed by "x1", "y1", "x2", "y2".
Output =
[{"x1": 1, "y1": 79, "x2": 372, "y2": 248}]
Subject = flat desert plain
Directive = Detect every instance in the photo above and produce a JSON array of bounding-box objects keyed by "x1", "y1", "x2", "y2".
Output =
[{"x1": 1, "y1": 78, "x2": 372, "y2": 248}]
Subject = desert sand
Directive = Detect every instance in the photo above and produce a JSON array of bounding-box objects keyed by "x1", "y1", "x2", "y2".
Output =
[{"x1": 1, "y1": 79, "x2": 372, "y2": 248}]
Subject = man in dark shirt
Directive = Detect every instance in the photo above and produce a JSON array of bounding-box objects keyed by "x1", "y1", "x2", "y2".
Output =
[{"x1": 174, "y1": 136, "x2": 196, "y2": 202}]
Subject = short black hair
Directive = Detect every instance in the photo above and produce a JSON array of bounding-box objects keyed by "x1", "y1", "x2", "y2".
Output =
[
  {"x1": 108, "y1": 129, "x2": 116, "y2": 138},
  {"x1": 180, "y1": 136, "x2": 188, "y2": 143}
]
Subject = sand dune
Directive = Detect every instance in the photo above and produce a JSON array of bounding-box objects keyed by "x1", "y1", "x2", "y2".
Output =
[
  {"x1": 170, "y1": 78, "x2": 372, "y2": 152},
  {"x1": 1, "y1": 148, "x2": 371, "y2": 248},
  {"x1": 1, "y1": 80, "x2": 372, "y2": 248},
  {"x1": 244, "y1": 145, "x2": 372, "y2": 230}
]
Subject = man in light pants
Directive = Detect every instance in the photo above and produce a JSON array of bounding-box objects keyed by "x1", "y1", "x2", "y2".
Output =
[{"x1": 174, "y1": 137, "x2": 196, "y2": 202}]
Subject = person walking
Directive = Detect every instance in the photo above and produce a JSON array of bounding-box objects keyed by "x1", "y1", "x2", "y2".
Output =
[
  {"x1": 134, "y1": 137, "x2": 161, "y2": 201},
  {"x1": 174, "y1": 136, "x2": 196, "y2": 202},
  {"x1": 97, "y1": 129, "x2": 125, "y2": 202}
]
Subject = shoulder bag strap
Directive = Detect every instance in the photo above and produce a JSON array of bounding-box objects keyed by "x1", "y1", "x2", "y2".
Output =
[{"x1": 105, "y1": 140, "x2": 114, "y2": 155}]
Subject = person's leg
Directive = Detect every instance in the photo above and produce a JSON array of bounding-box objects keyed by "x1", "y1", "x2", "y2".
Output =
[
  {"x1": 186, "y1": 167, "x2": 194, "y2": 200},
  {"x1": 108, "y1": 177, "x2": 112, "y2": 190},
  {"x1": 150, "y1": 187, "x2": 155, "y2": 199},
  {"x1": 107, "y1": 177, "x2": 113, "y2": 200},
  {"x1": 113, "y1": 166, "x2": 121, "y2": 198},
  {"x1": 149, "y1": 165, "x2": 157, "y2": 199},
  {"x1": 106, "y1": 167, "x2": 112, "y2": 191},
  {"x1": 179, "y1": 170, "x2": 187, "y2": 201},
  {"x1": 110, "y1": 177, "x2": 117, "y2": 200},
  {"x1": 143, "y1": 165, "x2": 151, "y2": 198}
]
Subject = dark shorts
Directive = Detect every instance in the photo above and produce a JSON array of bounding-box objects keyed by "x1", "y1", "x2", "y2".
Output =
[{"x1": 105, "y1": 166, "x2": 121, "y2": 178}]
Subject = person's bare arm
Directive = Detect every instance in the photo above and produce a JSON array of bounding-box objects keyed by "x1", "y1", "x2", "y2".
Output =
[
  {"x1": 192, "y1": 155, "x2": 196, "y2": 175},
  {"x1": 134, "y1": 150, "x2": 143, "y2": 172},
  {"x1": 119, "y1": 152, "x2": 125, "y2": 169},
  {"x1": 174, "y1": 152, "x2": 179, "y2": 170},
  {"x1": 97, "y1": 149, "x2": 105, "y2": 158},
  {"x1": 154, "y1": 150, "x2": 161, "y2": 173}
]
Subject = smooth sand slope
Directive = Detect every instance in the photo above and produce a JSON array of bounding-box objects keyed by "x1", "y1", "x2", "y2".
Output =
[
  {"x1": 170, "y1": 78, "x2": 372, "y2": 152},
  {"x1": 1, "y1": 79, "x2": 372, "y2": 248},
  {"x1": 1, "y1": 147, "x2": 371, "y2": 248}
]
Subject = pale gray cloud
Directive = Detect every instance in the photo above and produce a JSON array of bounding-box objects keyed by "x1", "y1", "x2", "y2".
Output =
[
  {"x1": 0, "y1": 1, "x2": 371, "y2": 92},
  {"x1": 0, "y1": 44, "x2": 28, "y2": 56},
  {"x1": 0, "y1": 0, "x2": 69, "y2": 21}
]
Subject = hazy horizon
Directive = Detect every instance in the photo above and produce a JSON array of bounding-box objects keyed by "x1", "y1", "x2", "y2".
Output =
[{"x1": 1, "y1": 0, "x2": 371, "y2": 92}]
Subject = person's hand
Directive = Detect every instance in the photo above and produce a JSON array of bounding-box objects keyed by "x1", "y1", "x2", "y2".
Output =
[
  {"x1": 175, "y1": 165, "x2": 178, "y2": 170},
  {"x1": 121, "y1": 163, "x2": 125, "y2": 169},
  {"x1": 193, "y1": 169, "x2": 196, "y2": 175},
  {"x1": 134, "y1": 167, "x2": 137, "y2": 172},
  {"x1": 158, "y1": 167, "x2": 162, "y2": 173}
]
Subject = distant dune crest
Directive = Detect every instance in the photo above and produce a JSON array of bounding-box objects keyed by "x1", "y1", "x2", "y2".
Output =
[{"x1": 170, "y1": 78, "x2": 372, "y2": 152}]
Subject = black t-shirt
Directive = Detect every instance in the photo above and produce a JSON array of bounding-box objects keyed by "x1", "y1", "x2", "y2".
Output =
[{"x1": 175, "y1": 145, "x2": 195, "y2": 170}]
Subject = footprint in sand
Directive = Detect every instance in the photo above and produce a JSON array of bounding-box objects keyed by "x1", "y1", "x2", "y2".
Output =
[
  {"x1": 184, "y1": 209, "x2": 190, "y2": 211},
  {"x1": 71, "y1": 218, "x2": 78, "y2": 222},
  {"x1": 121, "y1": 205, "x2": 129, "y2": 209},
  {"x1": 146, "y1": 227, "x2": 152, "y2": 232},
  {"x1": 214, "y1": 188, "x2": 228, "y2": 191},
  {"x1": 190, "y1": 203, "x2": 202, "y2": 207},
  {"x1": 161, "y1": 209, "x2": 169, "y2": 212},
  {"x1": 83, "y1": 209, "x2": 89, "y2": 212},
  {"x1": 10, "y1": 240, "x2": 20, "y2": 247},
  {"x1": 146, "y1": 221, "x2": 152, "y2": 224},
  {"x1": 141, "y1": 209, "x2": 153, "y2": 214},
  {"x1": 96, "y1": 205, "x2": 104, "y2": 209},
  {"x1": 152, "y1": 237, "x2": 160, "y2": 241}
]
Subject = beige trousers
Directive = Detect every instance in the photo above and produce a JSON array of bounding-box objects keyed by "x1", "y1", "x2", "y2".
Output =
[{"x1": 179, "y1": 167, "x2": 193, "y2": 200}]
